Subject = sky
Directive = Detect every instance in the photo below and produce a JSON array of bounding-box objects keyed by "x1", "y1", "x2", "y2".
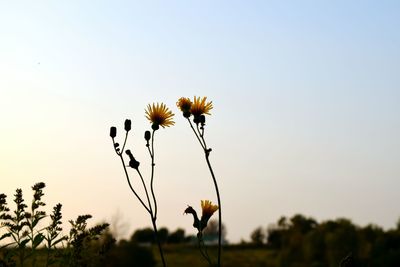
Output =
[{"x1": 1, "y1": 1, "x2": 399, "y2": 243}]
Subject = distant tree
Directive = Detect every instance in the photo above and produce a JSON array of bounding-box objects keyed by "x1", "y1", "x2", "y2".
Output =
[
  {"x1": 102, "y1": 239, "x2": 155, "y2": 267},
  {"x1": 167, "y1": 228, "x2": 186, "y2": 244},
  {"x1": 203, "y1": 220, "x2": 227, "y2": 243},
  {"x1": 250, "y1": 226, "x2": 265, "y2": 245},
  {"x1": 130, "y1": 227, "x2": 155, "y2": 244},
  {"x1": 278, "y1": 216, "x2": 288, "y2": 228},
  {"x1": 290, "y1": 214, "x2": 317, "y2": 234},
  {"x1": 397, "y1": 217, "x2": 400, "y2": 231},
  {"x1": 157, "y1": 227, "x2": 169, "y2": 244}
]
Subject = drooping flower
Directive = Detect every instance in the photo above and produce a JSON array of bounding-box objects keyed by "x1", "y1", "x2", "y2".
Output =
[
  {"x1": 145, "y1": 103, "x2": 175, "y2": 130},
  {"x1": 184, "y1": 205, "x2": 200, "y2": 230},
  {"x1": 190, "y1": 96, "x2": 213, "y2": 117},
  {"x1": 185, "y1": 200, "x2": 218, "y2": 232}
]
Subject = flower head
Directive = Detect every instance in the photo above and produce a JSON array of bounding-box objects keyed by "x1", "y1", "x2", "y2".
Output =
[
  {"x1": 176, "y1": 97, "x2": 192, "y2": 112},
  {"x1": 190, "y1": 96, "x2": 213, "y2": 117},
  {"x1": 201, "y1": 200, "x2": 218, "y2": 221},
  {"x1": 145, "y1": 103, "x2": 175, "y2": 130}
]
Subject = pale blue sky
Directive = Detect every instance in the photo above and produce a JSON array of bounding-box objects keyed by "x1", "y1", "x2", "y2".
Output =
[{"x1": 1, "y1": 1, "x2": 399, "y2": 242}]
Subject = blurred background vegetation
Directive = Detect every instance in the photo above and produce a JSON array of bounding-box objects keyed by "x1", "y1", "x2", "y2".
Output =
[
  {"x1": 3, "y1": 215, "x2": 399, "y2": 267},
  {"x1": 1, "y1": 183, "x2": 399, "y2": 267}
]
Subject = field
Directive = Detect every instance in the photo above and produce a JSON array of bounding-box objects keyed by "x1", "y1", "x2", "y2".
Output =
[{"x1": 155, "y1": 245, "x2": 277, "y2": 267}]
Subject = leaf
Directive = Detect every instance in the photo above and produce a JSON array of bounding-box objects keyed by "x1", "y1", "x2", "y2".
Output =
[
  {"x1": 0, "y1": 232, "x2": 11, "y2": 241},
  {"x1": 52, "y1": 236, "x2": 67, "y2": 247},
  {"x1": 33, "y1": 233, "x2": 45, "y2": 248},
  {"x1": 20, "y1": 238, "x2": 30, "y2": 248}
]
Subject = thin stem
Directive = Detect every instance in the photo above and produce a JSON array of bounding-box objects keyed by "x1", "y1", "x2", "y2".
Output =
[
  {"x1": 205, "y1": 154, "x2": 222, "y2": 267},
  {"x1": 190, "y1": 120, "x2": 222, "y2": 267},
  {"x1": 121, "y1": 131, "x2": 128, "y2": 153},
  {"x1": 152, "y1": 219, "x2": 167, "y2": 267},
  {"x1": 112, "y1": 138, "x2": 121, "y2": 156},
  {"x1": 150, "y1": 130, "x2": 158, "y2": 220},
  {"x1": 197, "y1": 234, "x2": 212, "y2": 266},
  {"x1": 136, "y1": 169, "x2": 153, "y2": 215},
  {"x1": 119, "y1": 155, "x2": 151, "y2": 214},
  {"x1": 197, "y1": 124, "x2": 208, "y2": 149},
  {"x1": 187, "y1": 119, "x2": 205, "y2": 149}
]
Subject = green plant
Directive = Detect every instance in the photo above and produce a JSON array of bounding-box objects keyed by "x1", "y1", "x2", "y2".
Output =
[
  {"x1": 61, "y1": 215, "x2": 110, "y2": 267},
  {"x1": 0, "y1": 183, "x2": 110, "y2": 267}
]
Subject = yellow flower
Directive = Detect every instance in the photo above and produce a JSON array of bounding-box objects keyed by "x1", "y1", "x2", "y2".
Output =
[
  {"x1": 190, "y1": 96, "x2": 213, "y2": 117},
  {"x1": 145, "y1": 103, "x2": 175, "y2": 129},
  {"x1": 176, "y1": 97, "x2": 192, "y2": 112},
  {"x1": 201, "y1": 200, "x2": 218, "y2": 220}
]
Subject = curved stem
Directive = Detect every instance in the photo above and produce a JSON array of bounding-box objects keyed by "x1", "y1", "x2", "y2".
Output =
[
  {"x1": 150, "y1": 130, "x2": 158, "y2": 220},
  {"x1": 205, "y1": 154, "x2": 222, "y2": 267},
  {"x1": 197, "y1": 126, "x2": 222, "y2": 267},
  {"x1": 119, "y1": 155, "x2": 151, "y2": 214},
  {"x1": 152, "y1": 219, "x2": 167, "y2": 267}
]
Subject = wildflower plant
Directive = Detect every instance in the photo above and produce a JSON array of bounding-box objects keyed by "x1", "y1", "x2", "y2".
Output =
[
  {"x1": 110, "y1": 102, "x2": 174, "y2": 267},
  {"x1": 185, "y1": 200, "x2": 219, "y2": 265},
  {"x1": 177, "y1": 96, "x2": 222, "y2": 267},
  {"x1": 0, "y1": 183, "x2": 109, "y2": 267}
]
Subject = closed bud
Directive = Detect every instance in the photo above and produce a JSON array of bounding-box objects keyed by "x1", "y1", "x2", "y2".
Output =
[
  {"x1": 124, "y1": 119, "x2": 132, "y2": 132},
  {"x1": 110, "y1": 127, "x2": 117, "y2": 138},
  {"x1": 129, "y1": 159, "x2": 140, "y2": 169},
  {"x1": 199, "y1": 115, "x2": 206, "y2": 124},
  {"x1": 144, "y1": 131, "x2": 151, "y2": 141},
  {"x1": 193, "y1": 116, "x2": 200, "y2": 124},
  {"x1": 126, "y1": 150, "x2": 140, "y2": 169}
]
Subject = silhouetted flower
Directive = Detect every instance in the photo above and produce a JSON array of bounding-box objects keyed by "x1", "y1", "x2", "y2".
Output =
[
  {"x1": 176, "y1": 97, "x2": 192, "y2": 117},
  {"x1": 145, "y1": 103, "x2": 175, "y2": 130},
  {"x1": 184, "y1": 206, "x2": 200, "y2": 230},
  {"x1": 185, "y1": 200, "x2": 218, "y2": 232},
  {"x1": 190, "y1": 96, "x2": 213, "y2": 117}
]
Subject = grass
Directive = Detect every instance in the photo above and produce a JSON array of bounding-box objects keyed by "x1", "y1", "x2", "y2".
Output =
[{"x1": 154, "y1": 245, "x2": 278, "y2": 267}]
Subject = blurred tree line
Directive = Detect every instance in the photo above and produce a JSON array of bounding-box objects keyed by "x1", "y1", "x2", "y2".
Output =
[{"x1": 249, "y1": 214, "x2": 400, "y2": 267}]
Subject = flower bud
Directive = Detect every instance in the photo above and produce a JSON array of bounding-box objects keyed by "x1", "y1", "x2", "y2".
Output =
[
  {"x1": 144, "y1": 130, "x2": 151, "y2": 141},
  {"x1": 129, "y1": 159, "x2": 140, "y2": 169},
  {"x1": 126, "y1": 150, "x2": 140, "y2": 169},
  {"x1": 199, "y1": 115, "x2": 205, "y2": 124},
  {"x1": 124, "y1": 119, "x2": 132, "y2": 132},
  {"x1": 110, "y1": 127, "x2": 117, "y2": 138},
  {"x1": 193, "y1": 116, "x2": 200, "y2": 124}
]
